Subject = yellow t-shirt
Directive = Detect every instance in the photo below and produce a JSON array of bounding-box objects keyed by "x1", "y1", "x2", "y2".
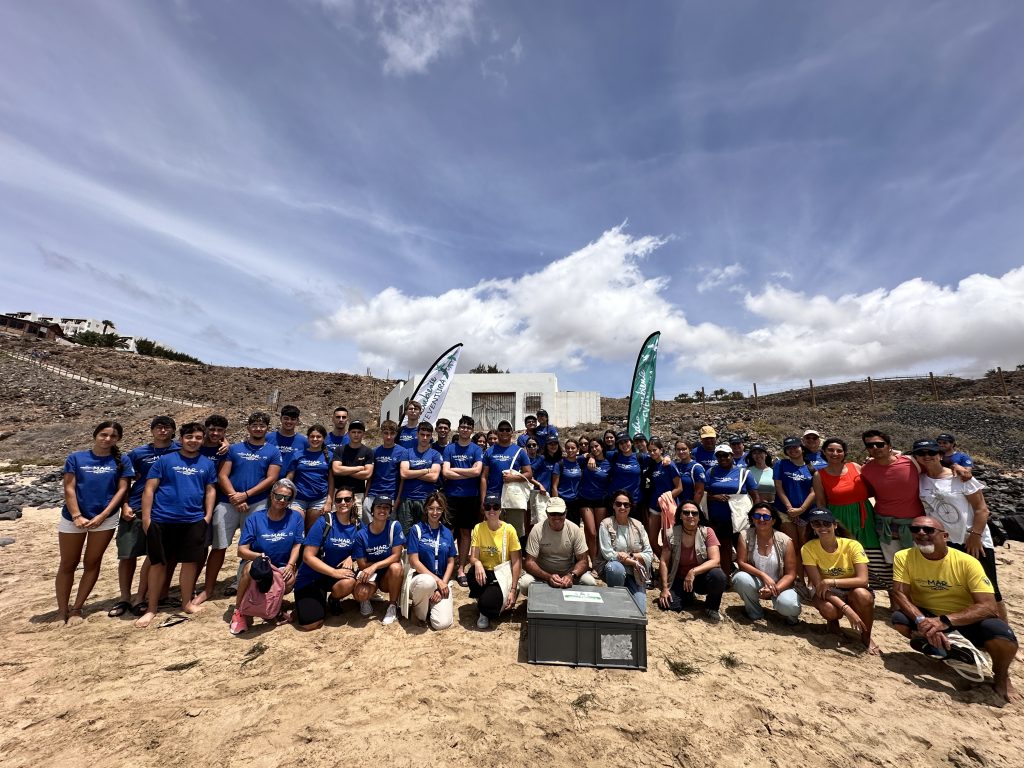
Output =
[
  {"x1": 471, "y1": 521, "x2": 521, "y2": 571},
  {"x1": 892, "y1": 546, "x2": 994, "y2": 615},
  {"x1": 801, "y1": 537, "x2": 868, "y2": 578}
]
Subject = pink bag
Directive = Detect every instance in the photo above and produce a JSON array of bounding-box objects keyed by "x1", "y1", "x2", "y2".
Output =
[{"x1": 238, "y1": 565, "x2": 285, "y2": 619}]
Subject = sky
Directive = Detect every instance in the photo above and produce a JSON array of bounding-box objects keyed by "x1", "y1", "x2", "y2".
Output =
[{"x1": 4, "y1": 1, "x2": 1024, "y2": 399}]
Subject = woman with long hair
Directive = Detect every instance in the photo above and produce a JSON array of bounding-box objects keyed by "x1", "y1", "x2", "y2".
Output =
[
  {"x1": 578, "y1": 440, "x2": 611, "y2": 573},
  {"x1": 287, "y1": 424, "x2": 333, "y2": 532},
  {"x1": 596, "y1": 490, "x2": 653, "y2": 614}
]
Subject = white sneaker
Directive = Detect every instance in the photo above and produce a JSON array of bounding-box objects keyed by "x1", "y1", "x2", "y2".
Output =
[
  {"x1": 359, "y1": 600, "x2": 373, "y2": 617},
  {"x1": 382, "y1": 604, "x2": 398, "y2": 625},
  {"x1": 476, "y1": 614, "x2": 490, "y2": 630}
]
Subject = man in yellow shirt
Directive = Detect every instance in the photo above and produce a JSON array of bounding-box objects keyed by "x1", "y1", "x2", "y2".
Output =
[{"x1": 891, "y1": 516, "x2": 1017, "y2": 704}]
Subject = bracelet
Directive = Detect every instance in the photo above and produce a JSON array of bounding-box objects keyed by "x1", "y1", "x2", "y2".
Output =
[
  {"x1": 72, "y1": 514, "x2": 83, "y2": 520},
  {"x1": 967, "y1": 531, "x2": 981, "y2": 537}
]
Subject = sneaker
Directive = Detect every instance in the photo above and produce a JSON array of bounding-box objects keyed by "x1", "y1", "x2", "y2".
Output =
[
  {"x1": 476, "y1": 614, "x2": 490, "y2": 630},
  {"x1": 910, "y1": 636, "x2": 948, "y2": 659},
  {"x1": 943, "y1": 631, "x2": 993, "y2": 682},
  {"x1": 705, "y1": 609, "x2": 722, "y2": 623},
  {"x1": 784, "y1": 616, "x2": 800, "y2": 626},
  {"x1": 382, "y1": 604, "x2": 398, "y2": 625},
  {"x1": 229, "y1": 609, "x2": 248, "y2": 635},
  {"x1": 359, "y1": 600, "x2": 373, "y2": 617}
]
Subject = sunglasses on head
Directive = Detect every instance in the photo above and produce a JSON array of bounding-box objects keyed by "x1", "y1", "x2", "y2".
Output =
[
  {"x1": 864, "y1": 441, "x2": 886, "y2": 449},
  {"x1": 909, "y1": 525, "x2": 938, "y2": 534},
  {"x1": 483, "y1": 504, "x2": 501, "y2": 511},
  {"x1": 752, "y1": 512, "x2": 773, "y2": 522}
]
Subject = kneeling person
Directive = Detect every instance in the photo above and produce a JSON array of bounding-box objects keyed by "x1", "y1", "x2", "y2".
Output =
[
  {"x1": 518, "y1": 497, "x2": 595, "y2": 598},
  {"x1": 407, "y1": 492, "x2": 457, "y2": 630},
  {"x1": 890, "y1": 516, "x2": 1018, "y2": 703}
]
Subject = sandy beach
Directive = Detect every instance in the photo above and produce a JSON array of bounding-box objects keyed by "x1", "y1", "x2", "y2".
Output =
[{"x1": 1, "y1": 506, "x2": 1022, "y2": 768}]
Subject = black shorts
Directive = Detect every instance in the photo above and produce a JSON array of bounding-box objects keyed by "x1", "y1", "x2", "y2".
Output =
[
  {"x1": 294, "y1": 576, "x2": 334, "y2": 626},
  {"x1": 891, "y1": 610, "x2": 1016, "y2": 646},
  {"x1": 950, "y1": 543, "x2": 1002, "y2": 601},
  {"x1": 563, "y1": 497, "x2": 583, "y2": 525},
  {"x1": 578, "y1": 497, "x2": 606, "y2": 511},
  {"x1": 448, "y1": 495, "x2": 481, "y2": 531},
  {"x1": 116, "y1": 517, "x2": 147, "y2": 559},
  {"x1": 146, "y1": 520, "x2": 208, "y2": 565}
]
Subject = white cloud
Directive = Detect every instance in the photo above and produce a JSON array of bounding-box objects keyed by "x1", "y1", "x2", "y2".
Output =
[
  {"x1": 316, "y1": 225, "x2": 1024, "y2": 386},
  {"x1": 696, "y1": 262, "x2": 745, "y2": 293},
  {"x1": 373, "y1": 0, "x2": 477, "y2": 76}
]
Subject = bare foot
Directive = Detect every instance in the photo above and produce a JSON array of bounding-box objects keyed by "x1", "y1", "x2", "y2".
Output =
[
  {"x1": 53, "y1": 610, "x2": 69, "y2": 625},
  {"x1": 182, "y1": 601, "x2": 205, "y2": 615},
  {"x1": 191, "y1": 590, "x2": 209, "y2": 607},
  {"x1": 134, "y1": 611, "x2": 157, "y2": 629},
  {"x1": 863, "y1": 634, "x2": 881, "y2": 656},
  {"x1": 994, "y1": 677, "x2": 1019, "y2": 705},
  {"x1": 66, "y1": 610, "x2": 84, "y2": 627}
]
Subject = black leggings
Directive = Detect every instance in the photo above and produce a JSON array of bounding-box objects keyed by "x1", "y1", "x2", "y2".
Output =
[{"x1": 468, "y1": 568, "x2": 504, "y2": 620}]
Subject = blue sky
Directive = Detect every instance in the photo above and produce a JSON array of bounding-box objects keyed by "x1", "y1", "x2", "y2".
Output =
[{"x1": 4, "y1": 1, "x2": 1024, "y2": 399}]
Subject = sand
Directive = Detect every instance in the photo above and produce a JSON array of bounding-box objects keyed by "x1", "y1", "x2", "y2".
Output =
[{"x1": 1, "y1": 506, "x2": 1022, "y2": 768}]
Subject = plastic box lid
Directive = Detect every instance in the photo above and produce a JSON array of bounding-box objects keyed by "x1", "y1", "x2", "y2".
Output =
[{"x1": 526, "y1": 583, "x2": 647, "y2": 625}]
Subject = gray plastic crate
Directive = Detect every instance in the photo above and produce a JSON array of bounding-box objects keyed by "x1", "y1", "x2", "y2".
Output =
[{"x1": 526, "y1": 583, "x2": 647, "y2": 670}]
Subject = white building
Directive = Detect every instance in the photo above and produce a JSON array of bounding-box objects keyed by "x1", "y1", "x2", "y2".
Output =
[
  {"x1": 7, "y1": 312, "x2": 138, "y2": 352},
  {"x1": 380, "y1": 373, "x2": 601, "y2": 431}
]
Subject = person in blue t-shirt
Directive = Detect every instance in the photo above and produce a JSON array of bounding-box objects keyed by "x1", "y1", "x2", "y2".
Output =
[
  {"x1": 56, "y1": 421, "x2": 133, "y2": 625},
  {"x1": 704, "y1": 445, "x2": 759, "y2": 577},
  {"x1": 353, "y1": 495, "x2": 406, "y2": 625},
  {"x1": 533, "y1": 437, "x2": 562, "y2": 495},
  {"x1": 199, "y1": 414, "x2": 230, "y2": 470},
  {"x1": 647, "y1": 438, "x2": 682, "y2": 560},
  {"x1": 936, "y1": 432, "x2": 974, "y2": 477},
  {"x1": 534, "y1": 409, "x2": 559, "y2": 448},
  {"x1": 729, "y1": 435, "x2": 748, "y2": 467},
  {"x1": 205, "y1": 411, "x2": 284, "y2": 601},
  {"x1": 480, "y1": 419, "x2": 533, "y2": 537},
  {"x1": 607, "y1": 432, "x2": 646, "y2": 511},
  {"x1": 516, "y1": 414, "x2": 540, "y2": 448},
  {"x1": 230, "y1": 478, "x2": 305, "y2": 635},
  {"x1": 553, "y1": 438, "x2": 583, "y2": 523},
  {"x1": 287, "y1": 425, "x2": 333, "y2": 532},
  {"x1": 293, "y1": 487, "x2": 360, "y2": 631},
  {"x1": 324, "y1": 406, "x2": 351, "y2": 456},
  {"x1": 800, "y1": 430, "x2": 827, "y2": 470},
  {"x1": 397, "y1": 400, "x2": 423, "y2": 451},
  {"x1": 133, "y1": 423, "x2": 217, "y2": 628},
  {"x1": 366, "y1": 420, "x2": 404, "y2": 523},
  {"x1": 442, "y1": 415, "x2": 484, "y2": 586},
  {"x1": 112, "y1": 415, "x2": 179, "y2": 618},
  {"x1": 579, "y1": 440, "x2": 611, "y2": 571},
  {"x1": 692, "y1": 426, "x2": 720, "y2": 472},
  {"x1": 398, "y1": 422, "x2": 442, "y2": 534},
  {"x1": 674, "y1": 440, "x2": 706, "y2": 506},
  {"x1": 407, "y1": 493, "x2": 457, "y2": 630},
  {"x1": 774, "y1": 436, "x2": 817, "y2": 574},
  {"x1": 266, "y1": 404, "x2": 309, "y2": 474}
]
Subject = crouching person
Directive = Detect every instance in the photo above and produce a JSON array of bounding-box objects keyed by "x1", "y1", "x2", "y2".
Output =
[
  {"x1": 407, "y1": 492, "x2": 457, "y2": 630},
  {"x1": 293, "y1": 488, "x2": 360, "y2": 631},
  {"x1": 517, "y1": 497, "x2": 595, "y2": 599},
  {"x1": 229, "y1": 479, "x2": 304, "y2": 635},
  {"x1": 353, "y1": 495, "x2": 406, "y2": 625},
  {"x1": 658, "y1": 499, "x2": 728, "y2": 622}
]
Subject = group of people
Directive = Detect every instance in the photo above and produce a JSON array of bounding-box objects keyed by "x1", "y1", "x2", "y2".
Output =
[{"x1": 53, "y1": 407, "x2": 1017, "y2": 703}]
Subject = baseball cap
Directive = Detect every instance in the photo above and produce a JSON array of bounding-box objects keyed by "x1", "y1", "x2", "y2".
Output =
[
  {"x1": 936, "y1": 433, "x2": 955, "y2": 443},
  {"x1": 807, "y1": 508, "x2": 835, "y2": 525},
  {"x1": 802, "y1": 429, "x2": 821, "y2": 438},
  {"x1": 483, "y1": 493, "x2": 502, "y2": 507},
  {"x1": 348, "y1": 420, "x2": 366, "y2": 431},
  {"x1": 699, "y1": 426, "x2": 717, "y2": 439},
  {"x1": 714, "y1": 444, "x2": 731, "y2": 456},
  {"x1": 372, "y1": 494, "x2": 394, "y2": 508},
  {"x1": 912, "y1": 439, "x2": 941, "y2": 454},
  {"x1": 546, "y1": 497, "x2": 567, "y2": 516},
  {"x1": 615, "y1": 431, "x2": 631, "y2": 444},
  {"x1": 729, "y1": 435, "x2": 744, "y2": 445},
  {"x1": 782, "y1": 437, "x2": 802, "y2": 450}
]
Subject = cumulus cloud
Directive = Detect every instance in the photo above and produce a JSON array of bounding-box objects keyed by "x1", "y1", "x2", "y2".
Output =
[
  {"x1": 696, "y1": 262, "x2": 744, "y2": 293},
  {"x1": 316, "y1": 225, "x2": 1024, "y2": 386},
  {"x1": 373, "y1": 0, "x2": 477, "y2": 76}
]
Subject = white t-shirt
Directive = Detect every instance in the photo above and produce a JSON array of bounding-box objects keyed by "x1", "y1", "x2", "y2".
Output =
[{"x1": 919, "y1": 474, "x2": 991, "y2": 548}]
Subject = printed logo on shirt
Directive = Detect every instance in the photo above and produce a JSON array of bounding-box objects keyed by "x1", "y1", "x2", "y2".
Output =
[
  {"x1": 365, "y1": 543, "x2": 390, "y2": 557},
  {"x1": 924, "y1": 579, "x2": 950, "y2": 591},
  {"x1": 82, "y1": 465, "x2": 116, "y2": 475},
  {"x1": 822, "y1": 566, "x2": 846, "y2": 577},
  {"x1": 376, "y1": 455, "x2": 398, "y2": 464},
  {"x1": 237, "y1": 452, "x2": 265, "y2": 462},
  {"x1": 172, "y1": 465, "x2": 202, "y2": 477},
  {"x1": 329, "y1": 536, "x2": 355, "y2": 549},
  {"x1": 260, "y1": 531, "x2": 295, "y2": 544}
]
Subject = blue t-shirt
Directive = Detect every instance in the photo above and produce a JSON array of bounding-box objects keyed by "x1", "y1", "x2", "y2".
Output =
[
  {"x1": 483, "y1": 444, "x2": 530, "y2": 496},
  {"x1": 294, "y1": 514, "x2": 358, "y2": 590},
  {"x1": 224, "y1": 441, "x2": 284, "y2": 504},
  {"x1": 535, "y1": 424, "x2": 559, "y2": 446},
  {"x1": 199, "y1": 443, "x2": 226, "y2": 469},
  {"x1": 773, "y1": 460, "x2": 815, "y2": 514},
  {"x1": 442, "y1": 441, "x2": 484, "y2": 497},
  {"x1": 675, "y1": 460, "x2": 706, "y2": 502},
  {"x1": 517, "y1": 432, "x2": 540, "y2": 448},
  {"x1": 324, "y1": 431, "x2": 350, "y2": 457},
  {"x1": 289, "y1": 449, "x2": 330, "y2": 501},
  {"x1": 126, "y1": 442, "x2": 181, "y2": 509},
  {"x1": 354, "y1": 520, "x2": 406, "y2": 563},
  {"x1": 608, "y1": 451, "x2": 644, "y2": 503},
  {"x1": 407, "y1": 522, "x2": 457, "y2": 578},
  {"x1": 946, "y1": 450, "x2": 974, "y2": 469},
  {"x1": 580, "y1": 457, "x2": 611, "y2": 501},
  {"x1": 61, "y1": 450, "x2": 135, "y2": 521},
  {"x1": 651, "y1": 461, "x2": 682, "y2": 504},
  {"x1": 148, "y1": 452, "x2": 218, "y2": 524},
  {"x1": 731, "y1": 452, "x2": 748, "y2": 468},
  {"x1": 803, "y1": 451, "x2": 827, "y2": 471},
  {"x1": 532, "y1": 456, "x2": 561, "y2": 493},
  {"x1": 557, "y1": 458, "x2": 582, "y2": 501},
  {"x1": 266, "y1": 431, "x2": 308, "y2": 474},
  {"x1": 397, "y1": 425, "x2": 419, "y2": 451},
  {"x1": 239, "y1": 508, "x2": 305, "y2": 567},
  {"x1": 368, "y1": 444, "x2": 405, "y2": 496},
  {"x1": 401, "y1": 446, "x2": 443, "y2": 501},
  {"x1": 705, "y1": 465, "x2": 757, "y2": 523},
  {"x1": 691, "y1": 446, "x2": 719, "y2": 472}
]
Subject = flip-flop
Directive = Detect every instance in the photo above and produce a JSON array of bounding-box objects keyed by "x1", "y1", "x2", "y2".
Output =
[
  {"x1": 107, "y1": 601, "x2": 132, "y2": 618},
  {"x1": 457, "y1": 575, "x2": 469, "y2": 588},
  {"x1": 158, "y1": 613, "x2": 190, "y2": 628},
  {"x1": 131, "y1": 602, "x2": 148, "y2": 617}
]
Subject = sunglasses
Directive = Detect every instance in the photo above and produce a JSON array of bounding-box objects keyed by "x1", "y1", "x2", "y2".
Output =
[
  {"x1": 809, "y1": 520, "x2": 834, "y2": 528},
  {"x1": 612, "y1": 501, "x2": 631, "y2": 508},
  {"x1": 483, "y1": 504, "x2": 501, "y2": 511},
  {"x1": 914, "y1": 450, "x2": 940, "y2": 457},
  {"x1": 272, "y1": 493, "x2": 292, "y2": 501},
  {"x1": 498, "y1": 428, "x2": 512, "y2": 433},
  {"x1": 547, "y1": 512, "x2": 566, "y2": 517},
  {"x1": 335, "y1": 497, "x2": 354, "y2": 504},
  {"x1": 909, "y1": 525, "x2": 938, "y2": 534},
  {"x1": 680, "y1": 509, "x2": 701, "y2": 517},
  {"x1": 751, "y1": 512, "x2": 774, "y2": 522},
  {"x1": 864, "y1": 442, "x2": 886, "y2": 449}
]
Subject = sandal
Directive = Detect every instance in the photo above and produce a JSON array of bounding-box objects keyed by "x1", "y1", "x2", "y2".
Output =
[
  {"x1": 131, "y1": 602, "x2": 148, "y2": 617},
  {"x1": 107, "y1": 601, "x2": 132, "y2": 618},
  {"x1": 158, "y1": 613, "x2": 190, "y2": 628},
  {"x1": 457, "y1": 575, "x2": 469, "y2": 588}
]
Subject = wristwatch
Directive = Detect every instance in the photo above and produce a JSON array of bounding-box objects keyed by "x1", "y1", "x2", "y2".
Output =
[{"x1": 939, "y1": 615, "x2": 952, "y2": 628}]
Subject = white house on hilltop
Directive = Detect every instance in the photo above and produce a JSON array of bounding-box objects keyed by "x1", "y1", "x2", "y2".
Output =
[
  {"x1": 380, "y1": 373, "x2": 601, "y2": 431},
  {"x1": 7, "y1": 312, "x2": 139, "y2": 353}
]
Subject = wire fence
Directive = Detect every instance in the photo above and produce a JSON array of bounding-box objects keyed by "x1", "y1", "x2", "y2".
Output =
[{"x1": 2, "y1": 350, "x2": 213, "y2": 408}]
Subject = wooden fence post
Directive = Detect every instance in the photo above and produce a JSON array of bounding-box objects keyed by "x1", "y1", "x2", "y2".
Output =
[
  {"x1": 867, "y1": 376, "x2": 875, "y2": 405},
  {"x1": 929, "y1": 372, "x2": 939, "y2": 401},
  {"x1": 997, "y1": 366, "x2": 1008, "y2": 396},
  {"x1": 809, "y1": 379, "x2": 816, "y2": 408},
  {"x1": 753, "y1": 383, "x2": 759, "y2": 410},
  {"x1": 701, "y1": 387, "x2": 707, "y2": 416}
]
